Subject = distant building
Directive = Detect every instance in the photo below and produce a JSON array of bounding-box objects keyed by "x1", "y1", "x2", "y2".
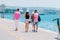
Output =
[
  {"x1": 0, "y1": 4, "x2": 6, "y2": 18},
  {"x1": 0, "y1": 4, "x2": 6, "y2": 13}
]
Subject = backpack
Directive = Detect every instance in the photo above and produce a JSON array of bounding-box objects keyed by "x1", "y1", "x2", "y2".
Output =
[{"x1": 38, "y1": 15, "x2": 41, "y2": 22}]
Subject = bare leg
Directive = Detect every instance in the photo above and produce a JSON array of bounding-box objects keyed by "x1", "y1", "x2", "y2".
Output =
[
  {"x1": 32, "y1": 23, "x2": 35, "y2": 32},
  {"x1": 36, "y1": 26, "x2": 38, "y2": 31},
  {"x1": 27, "y1": 23, "x2": 29, "y2": 32},
  {"x1": 33, "y1": 24, "x2": 35, "y2": 31},
  {"x1": 32, "y1": 23, "x2": 35, "y2": 30},
  {"x1": 25, "y1": 23, "x2": 29, "y2": 32},
  {"x1": 25, "y1": 23, "x2": 27, "y2": 32},
  {"x1": 35, "y1": 22, "x2": 38, "y2": 32}
]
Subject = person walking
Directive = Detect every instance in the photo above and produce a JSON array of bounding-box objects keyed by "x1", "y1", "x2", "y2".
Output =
[
  {"x1": 32, "y1": 10, "x2": 39, "y2": 32},
  {"x1": 25, "y1": 11, "x2": 30, "y2": 32},
  {"x1": 14, "y1": 9, "x2": 21, "y2": 31}
]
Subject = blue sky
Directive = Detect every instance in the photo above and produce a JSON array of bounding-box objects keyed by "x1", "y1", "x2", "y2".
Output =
[{"x1": 0, "y1": 0, "x2": 60, "y2": 9}]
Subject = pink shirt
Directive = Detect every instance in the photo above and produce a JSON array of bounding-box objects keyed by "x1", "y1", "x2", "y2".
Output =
[
  {"x1": 14, "y1": 11, "x2": 20, "y2": 20},
  {"x1": 34, "y1": 13, "x2": 38, "y2": 22}
]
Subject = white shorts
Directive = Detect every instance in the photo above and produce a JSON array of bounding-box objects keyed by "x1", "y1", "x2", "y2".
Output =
[{"x1": 25, "y1": 19, "x2": 29, "y2": 23}]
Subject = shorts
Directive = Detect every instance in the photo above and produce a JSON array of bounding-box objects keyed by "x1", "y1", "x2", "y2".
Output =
[
  {"x1": 25, "y1": 19, "x2": 29, "y2": 23},
  {"x1": 31, "y1": 19, "x2": 34, "y2": 22},
  {"x1": 34, "y1": 22, "x2": 38, "y2": 27}
]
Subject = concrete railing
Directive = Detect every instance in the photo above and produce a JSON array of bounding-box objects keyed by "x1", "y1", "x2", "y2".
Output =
[
  {"x1": 53, "y1": 18, "x2": 60, "y2": 33},
  {"x1": 53, "y1": 18, "x2": 60, "y2": 40}
]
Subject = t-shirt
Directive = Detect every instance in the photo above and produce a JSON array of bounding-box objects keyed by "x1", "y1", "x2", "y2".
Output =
[
  {"x1": 14, "y1": 11, "x2": 20, "y2": 20},
  {"x1": 34, "y1": 13, "x2": 38, "y2": 22}
]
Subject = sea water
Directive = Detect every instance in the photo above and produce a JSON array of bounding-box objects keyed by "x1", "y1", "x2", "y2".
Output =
[
  {"x1": 4, "y1": 13, "x2": 60, "y2": 32},
  {"x1": 1, "y1": 7, "x2": 60, "y2": 32}
]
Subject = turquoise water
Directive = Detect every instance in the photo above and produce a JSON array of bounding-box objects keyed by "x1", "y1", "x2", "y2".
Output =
[{"x1": 4, "y1": 13, "x2": 60, "y2": 32}]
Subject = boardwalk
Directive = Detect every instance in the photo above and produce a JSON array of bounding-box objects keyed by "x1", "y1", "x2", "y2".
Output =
[{"x1": 0, "y1": 18, "x2": 58, "y2": 40}]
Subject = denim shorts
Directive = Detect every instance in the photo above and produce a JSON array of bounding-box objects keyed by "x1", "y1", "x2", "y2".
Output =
[
  {"x1": 31, "y1": 19, "x2": 34, "y2": 22},
  {"x1": 34, "y1": 22, "x2": 38, "y2": 27}
]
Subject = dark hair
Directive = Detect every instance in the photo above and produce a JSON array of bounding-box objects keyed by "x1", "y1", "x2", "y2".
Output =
[
  {"x1": 26, "y1": 12, "x2": 29, "y2": 14},
  {"x1": 25, "y1": 12, "x2": 30, "y2": 19},
  {"x1": 34, "y1": 10, "x2": 37, "y2": 13},
  {"x1": 17, "y1": 9, "x2": 19, "y2": 11}
]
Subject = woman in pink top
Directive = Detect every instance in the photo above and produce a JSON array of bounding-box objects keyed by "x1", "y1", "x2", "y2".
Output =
[
  {"x1": 14, "y1": 9, "x2": 20, "y2": 31},
  {"x1": 33, "y1": 10, "x2": 38, "y2": 32}
]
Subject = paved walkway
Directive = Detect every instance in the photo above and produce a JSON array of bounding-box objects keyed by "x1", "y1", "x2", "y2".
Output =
[{"x1": 0, "y1": 18, "x2": 58, "y2": 40}]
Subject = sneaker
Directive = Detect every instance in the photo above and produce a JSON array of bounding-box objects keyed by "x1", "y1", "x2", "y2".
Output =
[
  {"x1": 32, "y1": 30, "x2": 35, "y2": 32},
  {"x1": 25, "y1": 31, "x2": 28, "y2": 32},
  {"x1": 35, "y1": 30, "x2": 38, "y2": 32},
  {"x1": 15, "y1": 28, "x2": 18, "y2": 31}
]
